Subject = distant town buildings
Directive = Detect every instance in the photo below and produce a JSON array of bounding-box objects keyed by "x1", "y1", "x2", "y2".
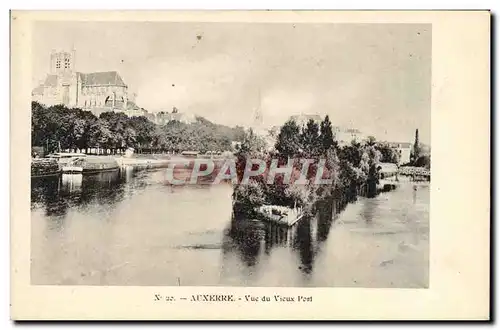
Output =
[
  {"x1": 333, "y1": 126, "x2": 365, "y2": 146},
  {"x1": 386, "y1": 142, "x2": 413, "y2": 165},
  {"x1": 284, "y1": 114, "x2": 422, "y2": 163},
  {"x1": 148, "y1": 108, "x2": 197, "y2": 125},
  {"x1": 287, "y1": 114, "x2": 365, "y2": 146},
  {"x1": 32, "y1": 48, "x2": 145, "y2": 117},
  {"x1": 289, "y1": 114, "x2": 323, "y2": 127}
]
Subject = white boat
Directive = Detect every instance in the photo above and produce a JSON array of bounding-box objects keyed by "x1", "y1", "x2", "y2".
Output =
[
  {"x1": 256, "y1": 205, "x2": 304, "y2": 227},
  {"x1": 48, "y1": 153, "x2": 86, "y2": 173},
  {"x1": 47, "y1": 152, "x2": 87, "y2": 166},
  {"x1": 46, "y1": 153, "x2": 119, "y2": 174},
  {"x1": 61, "y1": 165, "x2": 83, "y2": 174}
]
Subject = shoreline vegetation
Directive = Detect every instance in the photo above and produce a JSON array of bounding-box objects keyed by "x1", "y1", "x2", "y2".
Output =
[
  {"x1": 230, "y1": 117, "x2": 430, "y2": 221},
  {"x1": 31, "y1": 102, "x2": 430, "y2": 220},
  {"x1": 31, "y1": 101, "x2": 246, "y2": 156}
]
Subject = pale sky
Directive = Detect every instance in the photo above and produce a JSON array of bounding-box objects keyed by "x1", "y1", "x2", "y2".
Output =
[{"x1": 32, "y1": 22, "x2": 431, "y2": 144}]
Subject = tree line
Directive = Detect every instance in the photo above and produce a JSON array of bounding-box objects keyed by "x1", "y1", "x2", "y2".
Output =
[
  {"x1": 232, "y1": 116, "x2": 402, "y2": 217},
  {"x1": 31, "y1": 102, "x2": 246, "y2": 155}
]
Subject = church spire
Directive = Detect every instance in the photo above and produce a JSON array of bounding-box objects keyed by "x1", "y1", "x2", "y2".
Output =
[{"x1": 253, "y1": 88, "x2": 263, "y2": 127}]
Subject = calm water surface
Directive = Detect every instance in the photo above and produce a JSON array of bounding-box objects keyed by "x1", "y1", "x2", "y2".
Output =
[{"x1": 31, "y1": 167, "x2": 429, "y2": 287}]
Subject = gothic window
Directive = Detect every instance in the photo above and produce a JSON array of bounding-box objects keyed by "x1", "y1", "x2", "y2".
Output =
[
  {"x1": 56, "y1": 59, "x2": 61, "y2": 69},
  {"x1": 64, "y1": 58, "x2": 70, "y2": 69}
]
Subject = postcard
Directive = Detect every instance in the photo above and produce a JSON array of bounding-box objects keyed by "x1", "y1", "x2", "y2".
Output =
[{"x1": 11, "y1": 10, "x2": 490, "y2": 320}]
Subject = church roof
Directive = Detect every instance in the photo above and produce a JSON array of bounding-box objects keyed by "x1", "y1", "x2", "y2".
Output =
[
  {"x1": 32, "y1": 71, "x2": 128, "y2": 95},
  {"x1": 78, "y1": 71, "x2": 127, "y2": 87}
]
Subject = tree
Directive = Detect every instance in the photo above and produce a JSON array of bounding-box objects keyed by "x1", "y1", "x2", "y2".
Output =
[
  {"x1": 89, "y1": 118, "x2": 113, "y2": 150},
  {"x1": 231, "y1": 125, "x2": 246, "y2": 142},
  {"x1": 100, "y1": 111, "x2": 129, "y2": 150},
  {"x1": 375, "y1": 142, "x2": 401, "y2": 164},
  {"x1": 274, "y1": 119, "x2": 302, "y2": 158},
  {"x1": 31, "y1": 101, "x2": 47, "y2": 147},
  {"x1": 32, "y1": 102, "x2": 249, "y2": 155},
  {"x1": 235, "y1": 129, "x2": 266, "y2": 158},
  {"x1": 366, "y1": 136, "x2": 377, "y2": 147},
  {"x1": 129, "y1": 116, "x2": 156, "y2": 152},
  {"x1": 232, "y1": 179, "x2": 265, "y2": 217},
  {"x1": 411, "y1": 129, "x2": 421, "y2": 164},
  {"x1": 414, "y1": 154, "x2": 430, "y2": 169},
  {"x1": 359, "y1": 145, "x2": 381, "y2": 175},
  {"x1": 337, "y1": 159, "x2": 366, "y2": 201},
  {"x1": 361, "y1": 144, "x2": 382, "y2": 197},
  {"x1": 319, "y1": 115, "x2": 335, "y2": 153},
  {"x1": 338, "y1": 141, "x2": 364, "y2": 168},
  {"x1": 300, "y1": 119, "x2": 321, "y2": 158}
]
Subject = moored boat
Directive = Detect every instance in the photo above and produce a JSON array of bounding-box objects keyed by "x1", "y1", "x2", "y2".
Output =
[
  {"x1": 47, "y1": 153, "x2": 119, "y2": 174},
  {"x1": 47, "y1": 152, "x2": 87, "y2": 166},
  {"x1": 61, "y1": 165, "x2": 84, "y2": 174},
  {"x1": 78, "y1": 156, "x2": 120, "y2": 174},
  {"x1": 256, "y1": 205, "x2": 304, "y2": 227}
]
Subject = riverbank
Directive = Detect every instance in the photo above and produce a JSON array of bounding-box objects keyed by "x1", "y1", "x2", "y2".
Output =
[
  {"x1": 115, "y1": 157, "x2": 172, "y2": 168},
  {"x1": 115, "y1": 154, "x2": 235, "y2": 167}
]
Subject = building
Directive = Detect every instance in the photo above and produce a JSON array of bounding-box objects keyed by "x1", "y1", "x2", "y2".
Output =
[
  {"x1": 387, "y1": 142, "x2": 413, "y2": 165},
  {"x1": 149, "y1": 108, "x2": 197, "y2": 125},
  {"x1": 333, "y1": 126, "x2": 365, "y2": 146},
  {"x1": 32, "y1": 49, "x2": 145, "y2": 117},
  {"x1": 286, "y1": 114, "x2": 365, "y2": 146},
  {"x1": 289, "y1": 114, "x2": 322, "y2": 127}
]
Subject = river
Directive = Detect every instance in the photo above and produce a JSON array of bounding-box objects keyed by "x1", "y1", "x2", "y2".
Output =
[{"x1": 31, "y1": 167, "x2": 429, "y2": 287}]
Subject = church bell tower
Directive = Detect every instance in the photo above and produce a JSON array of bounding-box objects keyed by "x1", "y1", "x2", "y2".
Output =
[
  {"x1": 49, "y1": 48, "x2": 77, "y2": 106},
  {"x1": 50, "y1": 48, "x2": 76, "y2": 76}
]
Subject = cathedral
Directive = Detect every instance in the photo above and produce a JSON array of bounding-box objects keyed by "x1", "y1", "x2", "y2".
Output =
[{"x1": 32, "y1": 49, "x2": 144, "y2": 117}]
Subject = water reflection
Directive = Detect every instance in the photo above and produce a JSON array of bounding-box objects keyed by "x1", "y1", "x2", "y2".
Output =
[
  {"x1": 294, "y1": 219, "x2": 314, "y2": 275},
  {"x1": 32, "y1": 170, "x2": 124, "y2": 218},
  {"x1": 223, "y1": 211, "x2": 323, "y2": 279},
  {"x1": 224, "y1": 218, "x2": 264, "y2": 268},
  {"x1": 61, "y1": 174, "x2": 83, "y2": 193},
  {"x1": 31, "y1": 168, "x2": 429, "y2": 287},
  {"x1": 361, "y1": 198, "x2": 378, "y2": 224}
]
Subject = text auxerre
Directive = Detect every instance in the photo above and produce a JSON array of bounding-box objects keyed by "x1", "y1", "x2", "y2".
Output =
[{"x1": 191, "y1": 294, "x2": 236, "y2": 302}]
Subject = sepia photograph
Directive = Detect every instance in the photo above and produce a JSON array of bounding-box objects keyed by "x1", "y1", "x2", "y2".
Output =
[
  {"x1": 11, "y1": 10, "x2": 490, "y2": 320},
  {"x1": 30, "y1": 21, "x2": 430, "y2": 288}
]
